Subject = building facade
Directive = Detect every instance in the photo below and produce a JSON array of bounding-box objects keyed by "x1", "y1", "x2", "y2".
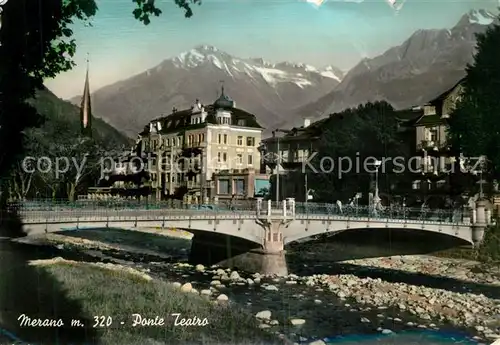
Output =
[
  {"x1": 409, "y1": 78, "x2": 465, "y2": 205},
  {"x1": 261, "y1": 118, "x2": 324, "y2": 202},
  {"x1": 140, "y1": 87, "x2": 268, "y2": 203}
]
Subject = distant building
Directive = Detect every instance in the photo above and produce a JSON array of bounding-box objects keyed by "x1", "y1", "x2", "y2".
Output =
[
  {"x1": 140, "y1": 86, "x2": 269, "y2": 203},
  {"x1": 404, "y1": 78, "x2": 465, "y2": 205},
  {"x1": 80, "y1": 60, "x2": 92, "y2": 138},
  {"x1": 261, "y1": 118, "x2": 323, "y2": 202},
  {"x1": 85, "y1": 140, "x2": 151, "y2": 200}
]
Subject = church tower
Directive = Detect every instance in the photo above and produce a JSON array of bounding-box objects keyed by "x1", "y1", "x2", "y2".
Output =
[{"x1": 80, "y1": 56, "x2": 92, "y2": 137}]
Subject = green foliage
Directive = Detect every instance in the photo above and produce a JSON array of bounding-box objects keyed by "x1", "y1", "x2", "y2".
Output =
[
  {"x1": 0, "y1": 0, "x2": 200, "y2": 207},
  {"x1": 133, "y1": 0, "x2": 201, "y2": 24},
  {"x1": 448, "y1": 15, "x2": 500, "y2": 179},
  {"x1": 308, "y1": 101, "x2": 413, "y2": 202},
  {"x1": 476, "y1": 223, "x2": 500, "y2": 263}
]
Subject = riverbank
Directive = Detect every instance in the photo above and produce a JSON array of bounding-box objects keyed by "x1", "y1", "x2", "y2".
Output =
[
  {"x1": 8, "y1": 230, "x2": 500, "y2": 343},
  {"x1": 0, "y1": 254, "x2": 283, "y2": 345}
]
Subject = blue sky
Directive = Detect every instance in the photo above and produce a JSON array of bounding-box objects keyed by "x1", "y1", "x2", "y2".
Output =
[{"x1": 45, "y1": 0, "x2": 499, "y2": 99}]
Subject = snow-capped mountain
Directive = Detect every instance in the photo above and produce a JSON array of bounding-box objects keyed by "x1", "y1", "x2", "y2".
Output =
[
  {"x1": 171, "y1": 45, "x2": 342, "y2": 86},
  {"x1": 285, "y1": 9, "x2": 499, "y2": 129},
  {"x1": 83, "y1": 45, "x2": 343, "y2": 137}
]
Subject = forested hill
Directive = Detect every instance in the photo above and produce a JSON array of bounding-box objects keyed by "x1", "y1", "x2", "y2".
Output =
[{"x1": 30, "y1": 87, "x2": 132, "y2": 146}]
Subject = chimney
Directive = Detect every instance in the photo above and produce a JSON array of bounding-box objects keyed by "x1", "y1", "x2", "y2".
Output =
[{"x1": 303, "y1": 118, "x2": 311, "y2": 128}]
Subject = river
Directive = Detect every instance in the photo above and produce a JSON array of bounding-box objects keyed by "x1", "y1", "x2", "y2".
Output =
[{"x1": 3, "y1": 228, "x2": 499, "y2": 345}]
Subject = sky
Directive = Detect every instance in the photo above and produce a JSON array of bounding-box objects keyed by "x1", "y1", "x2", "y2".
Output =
[{"x1": 45, "y1": 0, "x2": 499, "y2": 99}]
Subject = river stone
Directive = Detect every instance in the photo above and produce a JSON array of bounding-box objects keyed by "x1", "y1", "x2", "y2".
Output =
[
  {"x1": 230, "y1": 271, "x2": 240, "y2": 280},
  {"x1": 180, "y1": 283, "x2": 192, "y2": 292},
  {"x1": 264, "y1": 284, "x2": 278, "y2": 291},
  {"x1": 255, "y1": 310, "x2": 272, "y2": 320},
  {"x1": 195, "y1": 264, "x2": 205, "y2": 272},
  {"x1": 381, "y1": 329, "x2": 393, "y2": 334},
  {"x1": 210, "y1": 280, "x2": 221, "y2": 286},
  {"x1": 172, "y1": 282, "x2": 182, "y2": 288},
  {"x1": 200, "y1": 289, "x2": 211, "y2": 296},
  {"x1": 307, "y1": 341, "x2": 326, "y2": 345},
  {"x1": 290, "y1": 319, "x2": 306, "y2": 326},
  {"x1": 247, "y1": 278, "x2": 254, "y2": 285},
  {"x1": 216, "y1": 294, "x2": 228, "y2": 301}
]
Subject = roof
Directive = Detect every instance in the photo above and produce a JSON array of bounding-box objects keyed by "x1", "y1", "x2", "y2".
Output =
[
  {"x1": 426, "y1": 77, "x2": 466, "y2": 106},
  {"x1": 406, "y1": 77, "x2": 465, "y2": 128},
  {"x1": 142, "y1": 104, "x2": 263, "y2": 136},
  {"x1": 262, "y1": 117, "x2": 329, "y2": 143},
  {"x1": 213, "y1": 86, "x2": 234, "y2": 108},
  {"x1": 414, "y1": 114, "x2": 447, "y2": 127}
]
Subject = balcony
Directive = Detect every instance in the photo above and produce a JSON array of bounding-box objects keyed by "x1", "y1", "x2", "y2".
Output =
[
  {"x1": 417, "y1": 140, "x2": 449, "y2": 152},
  {"x1": 187, "y1": 181, "x2": 201, "y2": 189}
]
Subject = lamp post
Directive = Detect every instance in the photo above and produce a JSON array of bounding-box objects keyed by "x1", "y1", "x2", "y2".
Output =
[
  {"x1": 273, "y1": 128, "x2": 292, "y2": 204},
  {"x1": 371, "y1": 160, "x2": 382, "y2": 213},
  {"x1": 276, "y1": 134, "x2": 280, "y2": 204},
  {"x1": 476, "y1": 155, "x2": 487, "y2": 201},
  {"x1": 373, "y1": 160, "x2": 382, "y2": 208}
]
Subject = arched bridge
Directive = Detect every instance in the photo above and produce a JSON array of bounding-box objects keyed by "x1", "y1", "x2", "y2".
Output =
[{"x1": 15, "y1": 198, "x2": 490, "y2": 251}]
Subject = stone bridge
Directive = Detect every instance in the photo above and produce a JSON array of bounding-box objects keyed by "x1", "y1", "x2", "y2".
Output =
[{"x1": 15, "y1": 198, "x2": 491, "y2": 275}]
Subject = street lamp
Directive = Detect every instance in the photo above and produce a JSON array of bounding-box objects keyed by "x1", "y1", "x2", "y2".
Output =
[
  {"x1": 272, "y1": 129, "x2": 291, "y2": 204},
  {"x1": 369, "y1": 160, "x2": 382, "y2": 213},
  {"x1": 474, "y1": 155, "x2": 487, "y2": 201}
]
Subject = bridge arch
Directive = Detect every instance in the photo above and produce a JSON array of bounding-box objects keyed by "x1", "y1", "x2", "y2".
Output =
[{"x1": 283, "y1": 218, "x2": 475, "y2": 246}]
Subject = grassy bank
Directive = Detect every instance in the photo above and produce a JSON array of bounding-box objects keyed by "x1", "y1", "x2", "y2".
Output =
[
  {"x1": 0, "y1": 250, "x2": 280, "y2": 345},
  {"x1": 433, "y1": 223, "x2": 500, "y2": 264}
]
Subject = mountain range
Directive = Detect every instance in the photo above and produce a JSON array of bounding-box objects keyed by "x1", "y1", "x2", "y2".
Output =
[
  {"x1": 69, "y1": 9, "x2": 498, "y2": 137},
  {"x1": 72, "y1": 46, "x2": 343, "y2": 138}
]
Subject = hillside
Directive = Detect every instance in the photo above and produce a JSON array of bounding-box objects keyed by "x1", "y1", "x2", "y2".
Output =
[{"x1": 32, "y1": 87, "x2": 131, "y2": 146}]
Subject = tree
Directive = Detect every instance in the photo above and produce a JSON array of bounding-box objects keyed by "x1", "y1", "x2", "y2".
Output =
[
  {"x1": 448, "y1": 15, "x2": 500, "y2": 181},
  {"x1": 308, "y1": 101, "x2": 412, "y2": 203},
  {"x1": 0, "y1": 0, "x2": 200, "y2": 207}
]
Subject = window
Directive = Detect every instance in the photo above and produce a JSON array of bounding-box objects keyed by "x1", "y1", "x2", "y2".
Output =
[
  {"x1": 412, "y1": 180, "x2": 421, "y2": 190},
  {"x1": 234, "y1": 179, "x2": 245, "y2": 195},
  {"x1": 177, "y1": 137, "x2": 182, "y2": 146},
  {"x1": 237, "y1": 154, "x2": 243, "y2": 164},
  {"x1": 430, "y1": 127, "x2": 438, "y2": 142},
  {"x1": 218, "y1": 179, "x2": 230, "y2": 194},
  {"x1": 217, "y1": 152, "x2": 221, "y2": 162},
  {"x1": 237, "y1": 136, "x2": 243, "y2": 146},
  {"x1": 200, "y1": 134, "x2": 205, "y2": 143},
  {"x1": 237, "y1": 119, "x2": 245, "y2": 126},
  {"x1": 223, "y1": 153, "x2": 227, "y2": 162},
  {"x1": 248, "y1": 154, "x2": 253, "y2": 165},
  {"x1": 246, "y1": 137, "x2": 255, "y2": 146},
  {"x1": 166, "y1": 138, "x2": 170, "y2": 146},
  {"x1": 223, "y1": 134, "x2": 228, "y2": 144},
  {"x1": 218, "y1": 134, "x2": 222, "y2": 144}
]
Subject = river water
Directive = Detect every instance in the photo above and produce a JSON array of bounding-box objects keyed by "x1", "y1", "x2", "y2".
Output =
[{"x1": 2, "y1": 233, "x2": 493, "y2": 345}]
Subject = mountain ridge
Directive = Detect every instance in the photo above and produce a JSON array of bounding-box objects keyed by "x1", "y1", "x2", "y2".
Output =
[
  {"x1": 281, "y1": 8, "x2": 498, "y2": 129},
  {"x1": 71, "y1": 45, "x2": 344, "y2": 137}
]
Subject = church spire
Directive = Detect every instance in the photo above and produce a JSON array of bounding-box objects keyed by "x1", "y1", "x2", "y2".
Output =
[{"x1": 80, "y1": 53, "x2": 92, "y2": 138}]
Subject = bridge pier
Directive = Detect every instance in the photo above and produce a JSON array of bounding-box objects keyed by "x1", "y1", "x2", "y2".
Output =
[
  {"x1": 472, "y1": 200, "x2": 488, "y2": 245},
  {"x1": 187, "y1": 198, "x2": 294, "y2": 276}
]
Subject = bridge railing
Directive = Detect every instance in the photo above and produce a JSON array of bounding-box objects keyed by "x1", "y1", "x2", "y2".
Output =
[
  {"x1": 12, "y1": 199, "x2": 468, "y2": 225},
  {"x1": 293, "y1": 202, "x2": 467, "y2": 225},
  {"x1": 10, "y1": 199, "x2": 259, "y2": 212}
]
